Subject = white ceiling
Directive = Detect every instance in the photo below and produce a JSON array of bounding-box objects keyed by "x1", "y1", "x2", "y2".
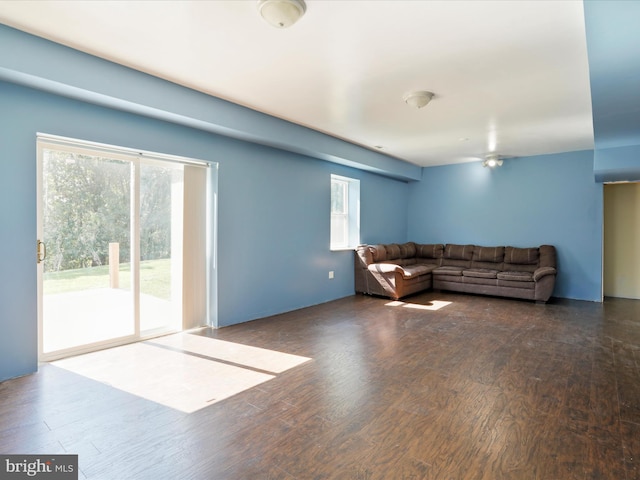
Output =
[{"x1": 0, "y1": 0, "x2": 594, "y2": 167}]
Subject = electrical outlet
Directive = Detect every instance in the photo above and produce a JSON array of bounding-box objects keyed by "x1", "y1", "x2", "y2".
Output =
[{"x1": 328, "y1": 271, "x2": 334, "y2": 279}]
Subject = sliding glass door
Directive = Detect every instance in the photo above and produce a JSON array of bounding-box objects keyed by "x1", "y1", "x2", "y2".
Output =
[{"x1": 37, "y1": 136, "x2": 207, "y2": 361}]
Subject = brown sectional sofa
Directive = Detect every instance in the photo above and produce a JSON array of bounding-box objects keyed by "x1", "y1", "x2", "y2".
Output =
[{"x1": 354, "y1": 242, "x2": 557, "y2": 303}]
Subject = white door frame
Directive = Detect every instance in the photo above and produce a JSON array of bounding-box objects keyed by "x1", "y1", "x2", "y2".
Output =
[{"x1": 36, "y1": 134, "x2": 213, "y2": 362}]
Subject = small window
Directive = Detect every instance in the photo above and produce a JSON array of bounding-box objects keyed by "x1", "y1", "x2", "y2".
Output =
[{"x1": 330, "y1": 174, "x2": 360, "y2": 250}]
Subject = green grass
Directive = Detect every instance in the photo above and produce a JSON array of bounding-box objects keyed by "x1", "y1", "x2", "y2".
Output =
[{"x1": 44, "y1": 258, "x2": 172, "y2": 300}]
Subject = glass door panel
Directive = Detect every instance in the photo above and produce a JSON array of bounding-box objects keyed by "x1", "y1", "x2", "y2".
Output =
[
  {"x1": 139, "y1": 161, "x2": 183, "y2": 334},
  {"x1": 41, "y1": 149, "x2": 134, "y2": 355}
]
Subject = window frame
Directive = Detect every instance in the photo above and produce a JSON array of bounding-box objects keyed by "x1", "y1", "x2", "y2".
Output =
[{"x1": 330, "y1": 174, "x2": 360, "y2": 251}]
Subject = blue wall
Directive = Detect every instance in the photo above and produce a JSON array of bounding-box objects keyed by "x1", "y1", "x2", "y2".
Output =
[
  {"x1": 215, "y1": 142, "x2": 409, "y2": 326},
  {"x1": 584, "y1": 1, "x2": 640, "y2": 182},
  {"x1": 0, "y1": 24, "x2": 421, "y2": 182},
  {"x1": 584, "y1": 0, "x2": 640, "y2": 150},
  {"x1": 407, "y1": 151, "x2": 602, "y2": 301},
  {"x1": 594, "y1": 145, "x2": 640, "y2": 183},
  {"x1": 0, "y1": 80, "x2": 410, "y2": 381}
]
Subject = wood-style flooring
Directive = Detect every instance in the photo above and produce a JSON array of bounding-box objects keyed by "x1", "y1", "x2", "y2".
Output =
[{"x1": 1, "y1": 292, "x2": 639, "y2": 479}]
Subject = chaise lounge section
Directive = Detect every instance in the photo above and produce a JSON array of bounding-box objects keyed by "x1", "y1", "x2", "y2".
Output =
[{"x1": 354, "y1": 242, "x2": 557, "y2": 303}]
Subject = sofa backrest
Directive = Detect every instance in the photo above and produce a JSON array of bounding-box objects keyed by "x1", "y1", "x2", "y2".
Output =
[
  {"x1": 471, "y1": 246, "x2": 505, "y2": 270},
  {"x1": 376, "y1": 243, "x2": 418, "y2": 266},
  {"x1": 538, "y1": 245, "x2": 557, "y2": 269},
  {"x1": 356, "y1": 243, "x2": 556, "y2": 271},
  {"x1": 355, "y1": 242, "x2": 418, "y2": 267},
  {"x1": 416, "y1": 244, "x2": 444, "y2": 263},
  {"x1": 441, "y1": 244, "x2": 474, "y2": 268},
  {"x1": 502, "y1": 246, "x2": 540, "y2": 273},
  {"x1": 384, "y1": 242, "x2": 443, "y2": 266}
]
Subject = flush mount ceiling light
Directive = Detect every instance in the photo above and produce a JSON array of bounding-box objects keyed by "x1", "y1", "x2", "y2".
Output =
[
  {"x1": 258, "y1": 0, "x2": 306, "y2": 28},
  {"x1": 403, "y1": 91, "x2": 434, "y2": 109},
  {"x1": 482, "y1": 154, "x2": 504, "y2": 168}
]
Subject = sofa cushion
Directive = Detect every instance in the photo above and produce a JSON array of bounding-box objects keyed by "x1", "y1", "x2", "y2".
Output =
[
  {"x1": 400, "y1": 264, "x2": 436, "y2": 279},
  {"x1": 497, "y1": 279, "x2": 535, "y2": 289},
  {"x1": 504, "y1": 246, "x2": 539, "y2": 265},
  {"x1": 539, "y1": 245, "x2": 557, "y2": 269},
  {"x1": 472, "y1": 246, "x2": 504, "y2": 263},
  {"x1": 416, "y1": 243, "x2": 444, "y2": 259},
  {"x1": 444, "y1": 244, "x2": 474, "y2": 261},
  {"x1": 496, "y1": 271, "x2": 534, "y2": 282},
  {"x1": 370, "y1": 245, "x2": 387, "y2": 262},
  {"x1": 433, "y1": 266, "x2": 464, "y2": 276},
  {"x1": 399, "y1": 242, "x2": 417, "y2": 259},
  {"x1": 463, "y1": 268, "x2": 499, "y2": 279},
  {"x1": 385, "y1": 244, "x2": 401, "y2": 260},
  {"x1": 397, "y1": 258, "x2": 417, "y2": 267}
]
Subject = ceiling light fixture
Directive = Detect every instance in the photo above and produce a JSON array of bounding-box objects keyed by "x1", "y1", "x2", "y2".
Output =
[
  {"x1": 258, "y1": 0, "x2": 306, "y2": 28},
  {"x1": 482, "y1": 154, "x2": 503, "y2": 168},
  {"x1": 403, "y1": 91, "x2": 434, "y2": 109}
]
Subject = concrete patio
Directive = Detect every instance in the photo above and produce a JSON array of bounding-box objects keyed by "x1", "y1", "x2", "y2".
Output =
[{"x1": 43, "y1": 288, "x2": 180, "y2": 354}]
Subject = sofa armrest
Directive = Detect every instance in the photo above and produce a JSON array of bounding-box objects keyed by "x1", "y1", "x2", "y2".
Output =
[
  {"x1": 368, "y1": 263, "x2": 402, "y2": 275},
  {"x1": 533, "y1": 266, "x2": 556, "y2": 281}
]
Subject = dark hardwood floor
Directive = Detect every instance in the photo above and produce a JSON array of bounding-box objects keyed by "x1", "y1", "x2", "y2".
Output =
[{"x1": 2, "y1": 292, "x2": 640, "y2": 479}]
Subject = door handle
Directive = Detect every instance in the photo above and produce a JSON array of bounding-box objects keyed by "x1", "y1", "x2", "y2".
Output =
[{"x1": 36, "y1": 239, "x2": 47, "y2": 264}]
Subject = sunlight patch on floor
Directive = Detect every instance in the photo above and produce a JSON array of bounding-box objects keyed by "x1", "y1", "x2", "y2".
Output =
[
  {"x1": 52, "y1": 333, "x2": 311, "y2": 413},
  {"x1": 148, "y1": 333, "x2": 308, "y2": 373},
  {"x1": 385, "y1": 299, "x2": 452, "y2": 311}
]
